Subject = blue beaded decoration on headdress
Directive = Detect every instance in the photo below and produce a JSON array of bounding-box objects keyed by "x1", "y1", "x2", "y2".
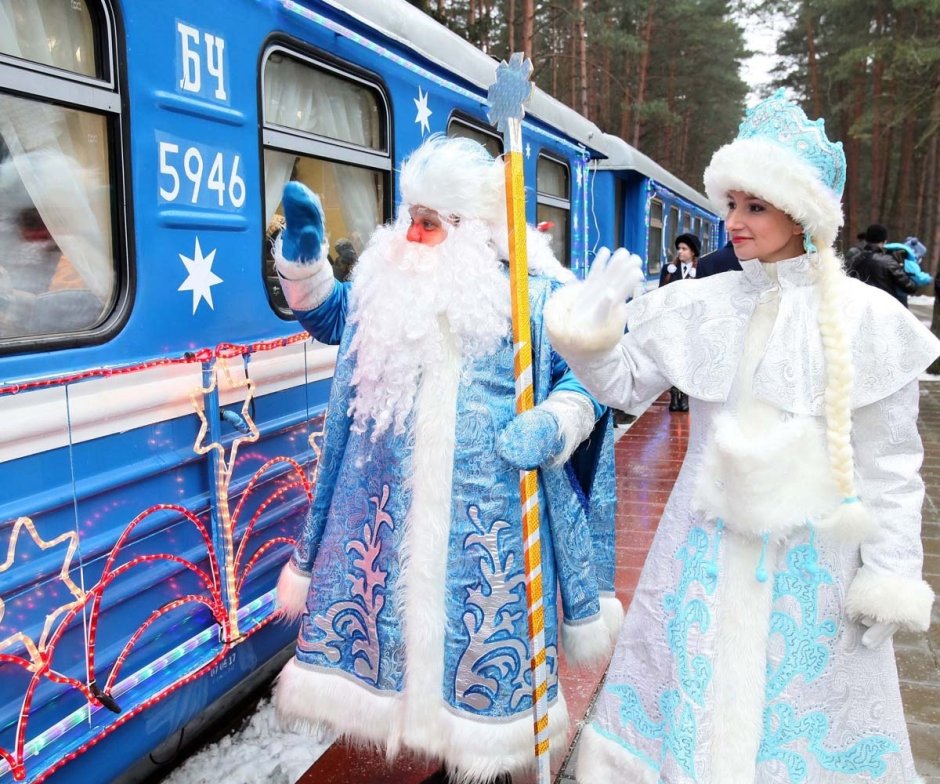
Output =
[
  {"x1": 737, "y1": 89, "x2": 846, "y2": 196},
  {"x1": 737, "y1": 89, "x2": 846, "y2": 252}
]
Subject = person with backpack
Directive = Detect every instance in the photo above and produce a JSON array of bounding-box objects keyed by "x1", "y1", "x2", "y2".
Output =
[{"x1": 845, "y1": 223, "x2": 917, "y2": 305}]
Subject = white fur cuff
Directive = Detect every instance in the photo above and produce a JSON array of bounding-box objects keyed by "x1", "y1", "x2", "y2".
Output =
[
  {"x1": 276, "y1": 560, "x2": 312, "y2": 623},
  {"x1": 275, "y1": 237, "x2": 335, "y2": 312},
  {"x1": 540, "y1": 390, "x2": 597, "y2": 467},
  {"x1": 561, "y1": 614, "x2": 613, "y2": 667},
  {"x1": 544, "y1": 283, "x2": 625, "y2": 360},
  {"x1": 845, "y1": 566, "x2": 935, "y2": 632}
]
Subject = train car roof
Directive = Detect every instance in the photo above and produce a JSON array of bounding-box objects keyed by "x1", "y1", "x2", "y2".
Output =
[
  {"x1": 593, "y1": 133, "x2": 716, "y2": 213},
  {"x1": 323, "y1": 0, "x2": 607, "y2": 155},
  {"x1": 323, "y1": 0, "x2": 715, "y2": 215}
]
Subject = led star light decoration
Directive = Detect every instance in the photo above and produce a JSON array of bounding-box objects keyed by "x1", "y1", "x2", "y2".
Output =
[
  {"x1": 0, "y1": 518, "x2": 85, "y2": 670},
  {"x1": 178, "y1": 237, "x2": 223, "y2": 314},
  {"x1": 486, "y1": 52, "x2": 533, "y2": 134}
]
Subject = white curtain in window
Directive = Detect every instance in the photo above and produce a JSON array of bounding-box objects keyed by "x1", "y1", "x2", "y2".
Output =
[
  {"x1": 0, "y1": 1, "x2": 113, "y2": 305},
  {"x1": 263, "y1": 58, "x2": 380, "y2": 248}
]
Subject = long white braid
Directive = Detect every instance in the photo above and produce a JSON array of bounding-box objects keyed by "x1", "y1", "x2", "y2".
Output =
[{"x1": 815, "y1": 245, "x2": 873, "y2": 539}]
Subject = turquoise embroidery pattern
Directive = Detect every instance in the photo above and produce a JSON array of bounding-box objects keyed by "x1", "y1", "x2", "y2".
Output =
[
  {"x1": 758, "y1": 537, "x2": 899, "y2": 781},
  {"x1": 597, "y1": 525, "x2": 717, "y2": 779}
]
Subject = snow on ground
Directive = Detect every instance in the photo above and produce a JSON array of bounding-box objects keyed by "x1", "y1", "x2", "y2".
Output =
[{"x1": 164, "y1": 696, "x2": 333, "y2": 784}]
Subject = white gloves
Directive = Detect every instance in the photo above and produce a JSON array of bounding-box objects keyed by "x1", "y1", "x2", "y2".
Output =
[
  {"x1": 859, "y1": 618, "x2": 900, "y2": 650},
  {"x1": 577, "y1": 247, "x2": 645, "y2": 333},
  {"x1": 545, "y1": 247, "x2": 645, "y2": 359}
]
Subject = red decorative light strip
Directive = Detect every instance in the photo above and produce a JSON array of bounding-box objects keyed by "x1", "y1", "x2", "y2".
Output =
[{"x1": 0, "y1": 332, "x2": 311, "y2": 397}]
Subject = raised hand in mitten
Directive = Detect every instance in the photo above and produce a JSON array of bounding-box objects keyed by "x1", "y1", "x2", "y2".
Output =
[
  {"x1": 280, "y1": 181, "x2": 326, "y2": 263},
  {"x1": 275, "y1": 182, "x2": 335, "y2": 312}
]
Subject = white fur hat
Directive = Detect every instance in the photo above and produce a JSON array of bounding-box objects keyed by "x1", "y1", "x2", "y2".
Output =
[
  {"x1": 703, "y1": 90, "x2": 846, "y2": 250},
  {"x1": 398, "y1": 134, "x2": 506, "y2": 227}
]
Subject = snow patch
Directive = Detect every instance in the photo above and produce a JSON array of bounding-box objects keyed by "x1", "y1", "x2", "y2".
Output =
[{"x1": 163, "y1": 696, "x2": 333, "y2": 784}]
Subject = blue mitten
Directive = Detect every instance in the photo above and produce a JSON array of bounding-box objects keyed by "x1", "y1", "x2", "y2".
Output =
[
  {"x1": 281, "y1": 181, "x2": 326, "y2": 263},
  {"x1": 496, "y1": 407, "x2": 565, "y2": 470}
]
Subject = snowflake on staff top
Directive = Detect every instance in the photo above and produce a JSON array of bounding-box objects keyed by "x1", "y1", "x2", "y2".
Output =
[{"x1": 487, "y1": 52, "x2": 533, "y2": 134}]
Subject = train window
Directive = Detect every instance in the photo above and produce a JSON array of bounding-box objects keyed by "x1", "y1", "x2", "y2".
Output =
[
  {"x1": 647, "y1": 198, "x2": 663, "y2": 275},
  {"x1": 261, "y1": 49, "x2": 390, "y2": 316},
  {"x1": 682, "y1": 213, "x2": 692, "y2": 233},
  {"x1": 0, "y1": 1, "x2": 102, "y2": 78},
  {"x1": 0, "y1": 1, "x2": 120, "y2": 345},
  {"x1": 536, "y1": 155, "x2": 570, "y2": 267},
  {"x1": 447, "y1": 118, "x2": 503, "y2": 157},
  {"x1": 667, "y1": 205, "x2": 680, "y2": 257},
  {"x1": 264, "y1": 52, "x2": 383, "y2": 151}
]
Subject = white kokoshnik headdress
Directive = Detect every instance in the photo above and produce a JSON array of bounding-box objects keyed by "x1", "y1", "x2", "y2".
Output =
[
  {"x1": 704, "y1": 88, "x2": 846, "y2": 253},
  {"x1": 704, "y1": 90, "x2": 869, "y2": 541}
]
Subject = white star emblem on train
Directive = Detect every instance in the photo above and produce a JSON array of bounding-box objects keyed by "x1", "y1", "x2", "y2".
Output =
[
  {"x1": 413, "y1": 86, "x2": 432, "y2": 135},
  {"x1": 178, "y1": 237, "x2": 223, "y2": 314}
]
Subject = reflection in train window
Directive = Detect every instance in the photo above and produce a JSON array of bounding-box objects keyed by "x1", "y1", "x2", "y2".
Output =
[
  {"x1": 647, "y1": 198, "x2": 663, "y2": 275},
  {"x1": 667, "y1": 204, "x2": 680, "y2": 256},
  {"x1": 536, "y1": 154, "x2": 570, "y2": 267},
  {"x1": 447, "y1": 117, "x2": 503, "y2": 158},
  {"x1": 261, "y1": 48, "x2": 390, "y2": 316},
  {"x1": 0, "y1": 1, "x2": 118, "y2": 344}
]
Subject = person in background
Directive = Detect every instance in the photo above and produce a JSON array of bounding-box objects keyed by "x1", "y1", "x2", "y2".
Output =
[
  {"x1": 695, "y1": 237, "x2": 742, "y2": 277},
  {"x1": 844, "y1": 229, "x2": 868, "y2": 265},
  {"x1": 659, "y1": 232, "x2": 701, "y2": 286},
  {"x1": 846, "y1": 223, "x2": 917, "y2": 306},
  {"x1": 905, "y1": 235, "x2": 927, "y2": 262},
  {"x1": 659, "y1": 232, "x2": 701, "y2": 411},
  {"x1": 546, "y1": 90, "x2": 938, "y2": 784}
]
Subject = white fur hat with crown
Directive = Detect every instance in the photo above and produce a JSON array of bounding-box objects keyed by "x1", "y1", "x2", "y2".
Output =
[{"x1": 703, "y1": 89, "x2": 846, "y2": 251}]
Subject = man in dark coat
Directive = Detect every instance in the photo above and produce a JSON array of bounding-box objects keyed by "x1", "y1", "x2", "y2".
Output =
[
  {"x1": 696, "y1": 239, "x2": 742, "y2": 278},
  {"x1": 846, "y1": 223, "x2": 916, "y2": 306}
]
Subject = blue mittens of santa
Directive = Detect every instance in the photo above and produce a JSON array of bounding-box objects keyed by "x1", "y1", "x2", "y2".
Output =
[
  {"x1": 281, "y1": 181, "x2": 326, "y2": 263},
  {"x1": 496, "y1": 407, "x2": 565, "y2": 470}
]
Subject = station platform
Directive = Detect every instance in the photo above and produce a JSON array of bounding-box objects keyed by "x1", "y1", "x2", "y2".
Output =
[{"x1": 296, "y1": 387, "x2": 940, "y2": 784}]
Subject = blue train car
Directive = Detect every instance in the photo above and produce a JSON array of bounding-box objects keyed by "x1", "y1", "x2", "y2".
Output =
[
  {"x1": 0, "y1": 2, "x2": 718, "y2": 782},
  {"x1": 589, "y1": 136, "x2": 724, "y2": 282}
]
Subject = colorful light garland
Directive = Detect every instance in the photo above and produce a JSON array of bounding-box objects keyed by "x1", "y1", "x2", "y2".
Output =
[{"x1": 0, "y1": 337, "x2": 322, "y2": 782}]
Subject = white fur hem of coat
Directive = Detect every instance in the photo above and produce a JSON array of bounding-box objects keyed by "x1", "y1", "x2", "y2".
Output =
[
  {"x1": 600, "y1": 594, "x2": 624, "y2": 639},
  {"x1": 544, "y1": 283, "x2": 625, "y2": 359},
  {"x1": 845, "y1": 566, "x2": 935, "y2": 632},
  {"x1": 561, "y1": 614, "x2": 613, "y2": 667},
  {"x1": 276, "y1": 560, "x2": 311, "y2": 623},
  {"x1": 574, "y1": 723, "x2": 659, "y2": 784},
  {"x1": 275, "y1": 657, "x2": 570, "y2": 782}
]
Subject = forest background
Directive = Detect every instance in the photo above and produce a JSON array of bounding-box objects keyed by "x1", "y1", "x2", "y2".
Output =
[{"x1": 407, "y1": 0, "x2": 940, "y2": 272}]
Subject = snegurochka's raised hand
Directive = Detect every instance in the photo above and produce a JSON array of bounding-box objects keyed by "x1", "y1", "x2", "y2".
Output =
[
  {"x1": 576, "y1": 246, "x2": 644, "y2": 336},
  {"x1": 545, "y1": 246, "x2": 645, "y2": 359}
]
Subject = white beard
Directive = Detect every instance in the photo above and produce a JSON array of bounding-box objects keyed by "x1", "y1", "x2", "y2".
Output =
[{"x1": 346, "y1": 215, "x2": 512, "y2": 440}]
